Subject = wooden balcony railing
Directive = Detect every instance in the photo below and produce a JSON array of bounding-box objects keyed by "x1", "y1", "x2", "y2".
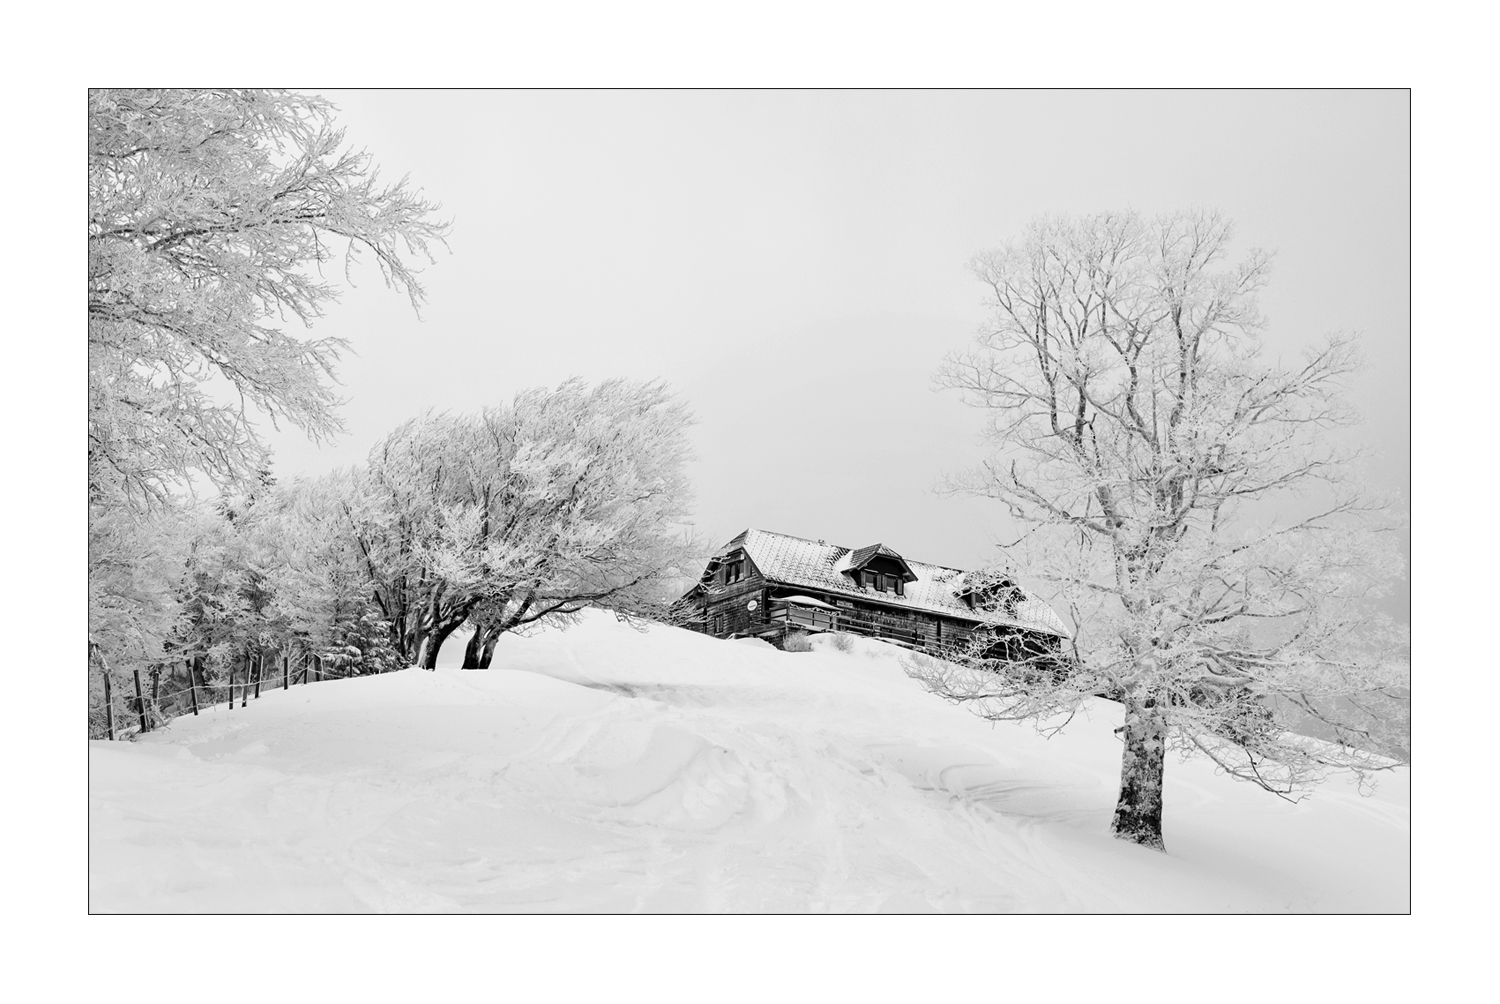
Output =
[{"x1": 766, "y1": 599, "x2": 950, "y2": 650}]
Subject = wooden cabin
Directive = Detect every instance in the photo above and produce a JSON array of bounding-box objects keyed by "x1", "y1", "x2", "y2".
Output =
[{"x1": 678, "y1": 528, "x2": 1070, "y2": 662}]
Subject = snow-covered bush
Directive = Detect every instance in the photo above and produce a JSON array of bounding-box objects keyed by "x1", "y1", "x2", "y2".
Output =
[{"x1": 783, "y1": 632, "x2": 813, "y2": 652}]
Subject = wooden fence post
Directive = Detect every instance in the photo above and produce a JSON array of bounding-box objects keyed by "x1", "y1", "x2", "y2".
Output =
[
  {"x1": 132, "y1": 669, "x2": 149, "y2": 733},
  {"x1": 314, "y1": 654, "x2": 321, "y2": 682},
  {"x1": 150, "y1": 666, "x2": 161, "y2": 724},
  {"x1": 92, "y1": 644, "x2": 117, "y2": 741},
  {"x1": 102, "y1": 669, "x2": 115, "y2": 741},
  {"x1": 302, "y1": 651, "x2": 311, "y2": 685},
  {"x1": 283, "y1": 652, "x2": 289, "y2": 690},
  {"x1": 253, "y1": 655, "x2": 262, "y2": 700},
  {"x1": 241, "y1": 654, "x2": 250, "y2": 708},
  {"x1": 187, "y1": 659, "x2": 199, "y2": 716}
]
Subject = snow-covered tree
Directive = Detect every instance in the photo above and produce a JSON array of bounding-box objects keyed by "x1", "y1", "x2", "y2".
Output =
[
  {"x1": 87, "y1": 89, "x2": 448, "y2": 712},
  {"x1": 914, "y1": 210, "x2": 1408, "y2": 851},
  {"x1": 90, "y1": 495, "x2": 261, "y2": 734},
  {"x1": 88, "y1": 88, "x2": 449, "y2": 507},
  {"x1": 347, "y1": 379, "x2": 697, "y2": 668},
  {"x1": 88, "y1": 506, "x2": 189, "y2": 670},
  {"x1": 265, "y1": 471, "x2": 403, "y2": 676},
  {"x1": 172, "y1": 504, "x2": 254, "y2": 675},
  {"x1": 163, "y1": 481, "x2": 289, "y2": 687},
  {"x1": 455, "y1": 380, "x2": 699, "y2": 667}
]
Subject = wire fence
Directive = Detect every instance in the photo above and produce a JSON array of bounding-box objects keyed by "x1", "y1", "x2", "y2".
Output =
[{"x1": 87, "y1": 645, "x2": 375, "y2": 741}]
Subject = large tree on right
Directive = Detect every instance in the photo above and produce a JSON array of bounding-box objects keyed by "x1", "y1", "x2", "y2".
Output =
[{"x1": 924, "y1": 209, "x2": 1408, "y2": 851}]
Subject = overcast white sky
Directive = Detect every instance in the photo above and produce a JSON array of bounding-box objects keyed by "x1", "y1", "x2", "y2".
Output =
[{"x1": 266, "y1": 89, "x2": 1409, "y2": 613}]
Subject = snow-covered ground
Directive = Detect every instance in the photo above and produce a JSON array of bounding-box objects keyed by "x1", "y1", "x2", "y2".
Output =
[{"x1": 89, "y1": 612, "x2": 1408, "y2": 912}]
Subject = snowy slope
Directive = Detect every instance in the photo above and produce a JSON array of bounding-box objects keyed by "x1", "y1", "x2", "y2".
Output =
[{"x1": 88, "y1": 611, "x2": 1409, "y2": 912}]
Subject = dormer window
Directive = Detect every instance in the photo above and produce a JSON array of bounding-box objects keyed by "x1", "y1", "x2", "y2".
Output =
[
  {"x1": 960, "y1": 577, "x2": 1023, "y2": 615},
  {"x1": 702, "y1": 550, "x2": 748, "y2": 589},
  {"x1": 842, "y1": 543, "x2": 916, "y2": 598}
]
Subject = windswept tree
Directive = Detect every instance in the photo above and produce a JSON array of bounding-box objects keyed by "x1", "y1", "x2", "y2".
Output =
[
  {"x1": 915, "y1": 209, "x2": 1408, "y2": 851},
  {"x1": 344, "y1": 379, "x2": 697, "y2": 668}
]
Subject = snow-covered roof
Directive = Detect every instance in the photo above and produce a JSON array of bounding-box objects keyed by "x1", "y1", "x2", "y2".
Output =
[
  {"x1": 845, "y1": 543, "x2": 916, "y2": 580},
  {"x1": 714, "y1": 528, "x2": 1071, "y2": 638}
]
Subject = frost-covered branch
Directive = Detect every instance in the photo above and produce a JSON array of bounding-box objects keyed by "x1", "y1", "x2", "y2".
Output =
[{"x1": 88, "y1": 89, "x2": 451, "y2": 506}]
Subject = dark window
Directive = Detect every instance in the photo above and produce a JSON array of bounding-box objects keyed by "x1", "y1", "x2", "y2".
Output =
[
  {"x1": 998, "y1": 582, "x2": 1022, "y2": 614},
  {"x1": 893, "y1": 577, "x2": 905, "y2": 597}
]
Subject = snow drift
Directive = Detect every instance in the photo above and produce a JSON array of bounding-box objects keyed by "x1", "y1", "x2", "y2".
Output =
[{"x1": 88, "y1": 612, "x2": 1408, "y2": 912}]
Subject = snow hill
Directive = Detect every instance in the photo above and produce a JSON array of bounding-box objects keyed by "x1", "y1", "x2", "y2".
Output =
[{"x1": 88, "y1": 611, "x2": 1409, "y2": 913}]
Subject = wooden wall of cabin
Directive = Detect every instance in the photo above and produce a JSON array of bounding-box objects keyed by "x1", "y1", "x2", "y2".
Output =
[
  {"x1": 700, "y1": 576, "x2": 769, "y2": 638},
  {"x1": 762, "y1": 587, "x2": 1061, "y2": 663},
  {"x1": 763, "y1": 586, "x2": 977, "y2": 651},
  {"x1": 693, "y1": 573, "x2": 1063, "y2": 665}
]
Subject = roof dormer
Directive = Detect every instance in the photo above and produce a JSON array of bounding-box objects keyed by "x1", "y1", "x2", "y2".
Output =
[
  {"x1": 841, "y1": 543, "x2": 917, "y2": 596},
  {"x1": 701, "y1": 547, "x2": 752, "y2": 588},
  {"x1": 958, "y1": 572, "x2": 1025, "y2": 616}
]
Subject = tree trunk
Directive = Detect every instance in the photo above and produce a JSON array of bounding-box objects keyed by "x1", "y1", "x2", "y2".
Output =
[
  {"x1": 1110, "y1": 701, "x2": 1167, "y2": 851},
  {"x1": 477, "y1": 629, "x2": 501, "y2": 669},
  {"x1": 461, "y1": 627, "x2": 485, "y2": 669},
  {"x1": 462, "y1": 622, "x2": 503, "y2": 669},
  {"x1": 419, "y1": 618, "x2": 465, "y2": 670}
]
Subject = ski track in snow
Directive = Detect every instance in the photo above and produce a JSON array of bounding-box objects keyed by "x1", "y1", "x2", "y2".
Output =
[{"x1": 89, "y1": 613, "x2": 1409, "y2": 913}]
